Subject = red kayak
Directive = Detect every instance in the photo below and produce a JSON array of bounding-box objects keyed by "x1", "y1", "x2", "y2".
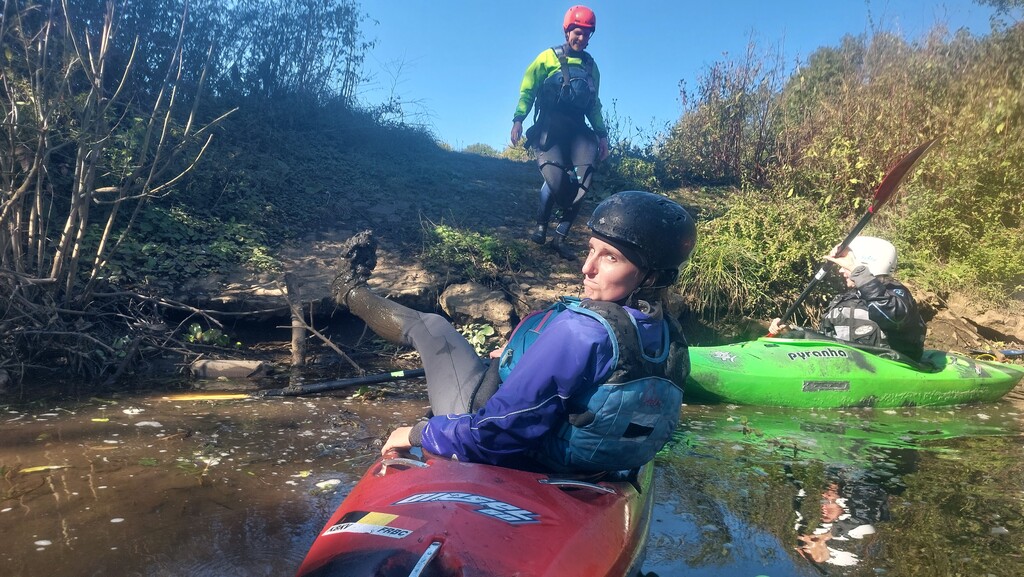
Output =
[{"x1": 294, "y1": 451, "x2": 654, "y2": 577}]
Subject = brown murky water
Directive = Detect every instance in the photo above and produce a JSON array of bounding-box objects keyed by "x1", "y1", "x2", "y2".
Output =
[
  {"x1": 2, "y1": 380, "x2": 1023, "y2": 577},
  {"x1": 0, "y1": 379, "x2": 431, "y2": 577}
]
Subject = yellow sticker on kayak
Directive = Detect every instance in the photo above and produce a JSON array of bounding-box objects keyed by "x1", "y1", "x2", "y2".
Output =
[
  {"x1": 359, "y1": 512, "x2": 398, "y2": 525},
  {"x1": 322, "y1": 512, "x2": 417, "y2": 539}
]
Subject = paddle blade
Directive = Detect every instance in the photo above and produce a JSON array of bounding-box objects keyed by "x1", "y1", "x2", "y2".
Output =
[{"x1": 869, "y1": 137, "x2": 940, "y2": 213}]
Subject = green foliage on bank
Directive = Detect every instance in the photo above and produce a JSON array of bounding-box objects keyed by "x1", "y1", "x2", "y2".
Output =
[
  {"x1": 423, "y1": 224, "x2": 529, "y2": 282},
  {"x1": 4, "y1": 0, "x2": 1022, "y2": 384},
  {"x1": 601, "y1": 20, "x2": 1024, "y2": 322},
  {"x1": 677, "y1": 191, "x2": 845, "y2": 322},
  {"x1": 0, "y1": 0, "x2": 432, "y2": 381}
]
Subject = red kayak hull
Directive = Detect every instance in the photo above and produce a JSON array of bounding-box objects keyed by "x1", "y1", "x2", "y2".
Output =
[{"x1": 295, "y1": 453, "x2": 654, "y2": 577}]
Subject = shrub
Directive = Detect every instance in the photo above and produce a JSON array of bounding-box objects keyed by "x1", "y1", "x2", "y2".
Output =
[
  {"x1": 422, "y1": 223, "x2": 529, "y2": 282},
  {"x1": 464, "y1": 143, "x2": 500, "y2": 157},
  {"x1": 677, "y1": 189, "x2": 844, "y2": 323},
  {"x1": 658, "y1": 39, "x2": 785, "y2": 189},
  {"x1": 655, "y1": 21, "x2": 1024, "y2": 310}
]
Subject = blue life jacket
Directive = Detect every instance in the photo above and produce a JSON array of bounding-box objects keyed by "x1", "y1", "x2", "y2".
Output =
[
  {"x1": 539, "y1": 45, "x2": 596, "y2": 115},
  {"x1": 497, "y1": 297, "x2": 684, "y2": 471}
]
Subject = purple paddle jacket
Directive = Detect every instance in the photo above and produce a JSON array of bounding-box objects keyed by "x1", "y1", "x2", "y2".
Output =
[{"x1": 416, "y1": 304, "x2": 665, "y2": 469}]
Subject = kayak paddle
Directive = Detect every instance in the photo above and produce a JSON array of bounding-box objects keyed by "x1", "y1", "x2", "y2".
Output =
[
  {"x1": 776, "y1": 137, "x2": 940, "y2": 328},
  {"x1": 162, "y1": 368, "x2": 426, "y2": 401}
]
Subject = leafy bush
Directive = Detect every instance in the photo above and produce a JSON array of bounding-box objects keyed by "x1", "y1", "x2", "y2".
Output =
[
  {"x1": 457, "y1": 323, "x2": 498, "y2": 356},
  {"x1": 463, "y1": 143, "x2": 500, "y2": 157},
  {"x1": 185, "y1": 323, "x2": 238, "y2": 347},
  {"x1": 85, "y1": 206, "x2": 280, "y2": 290},
  {"x1": 658, "y1": 39, "x2": 784, "y2": 189},
  {"x1": 677, "y1": 189, "x2": 844, "y2": 323},
  {"x1": 501, "y1": 141, "x2": 533, "y2": 162},
  {"x1": 654, "y1": 21, "x2": 1024, "y2": 311},
  {"x1": 597, "y1": 100, "x2": 666, "y2": 193}
]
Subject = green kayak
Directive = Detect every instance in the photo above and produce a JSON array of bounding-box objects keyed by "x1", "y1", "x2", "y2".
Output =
[{"x1": 684, "y1": 337, "x2": 1024, "y2": 408}]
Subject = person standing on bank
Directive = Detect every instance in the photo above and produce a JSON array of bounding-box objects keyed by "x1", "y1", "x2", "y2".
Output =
[
  {"x1": 769, "y1": 236, "x2": 927, "y2": 361},
  {"x1": 510, "y1": 5, "x2": 610, "y2": 261},
  {"x1": 332, "y1": 191, "x2": 696, "y2": 473}
]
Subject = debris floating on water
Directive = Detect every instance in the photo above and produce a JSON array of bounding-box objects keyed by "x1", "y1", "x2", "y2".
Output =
[
  {"x1": 20, "y1": 465, "x2": 69, "y2": 474},
  {"x1": 315, "y1": 479, "x2": 341, "y2": 490}
]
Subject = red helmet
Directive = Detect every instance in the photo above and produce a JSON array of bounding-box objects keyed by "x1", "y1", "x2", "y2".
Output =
[{"x1": 563, "y1": 5, "x2": 596, "y2": 33}]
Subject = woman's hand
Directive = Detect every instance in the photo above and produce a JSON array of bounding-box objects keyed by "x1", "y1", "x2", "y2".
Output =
[
  {"x1": 511, "y1": 120, "x2": 523, "y2": 146},
  {"x1": 381, "y1": 426, "x2": 413, "y2": 456}
]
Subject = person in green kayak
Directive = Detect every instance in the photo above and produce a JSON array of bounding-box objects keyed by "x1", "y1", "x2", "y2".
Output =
[
  {"x1": 332, "y1": 191, "x2": 695, "y2": 473},
  {"x1": 510, "y1": 5, "x2": 609, "y2": 261},
  {"x1": 769, "y1": 236, "x2": 927, "y2": 361}
]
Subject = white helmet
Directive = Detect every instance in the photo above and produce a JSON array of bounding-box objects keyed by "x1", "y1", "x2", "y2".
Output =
[{"x1": 846, "y1": 236, "x2": 897, "y2": 276}]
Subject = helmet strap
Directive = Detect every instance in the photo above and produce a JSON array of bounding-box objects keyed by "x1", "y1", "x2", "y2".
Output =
[{"x1": 638, "y1": 269, "x2": 678, "y2": 292}]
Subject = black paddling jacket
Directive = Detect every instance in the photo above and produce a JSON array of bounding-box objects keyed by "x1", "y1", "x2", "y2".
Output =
[{"x1": 819, "y1": 266, "x2": 927, "y2": 361}]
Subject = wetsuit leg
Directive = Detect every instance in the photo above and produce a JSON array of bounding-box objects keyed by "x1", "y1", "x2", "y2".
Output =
[
  {"x1": 531, "y1": 182, "x2": 556, "y2": 244},
  {"x1": 535, "y1": 143, "x2": 574, "y2": 213},
  {"x1": 536, "y1": 182, "x2": 556, "y2": 225},
  {"x1": 554, "y1": 133, "x2": 598, "y2": 237},
  {"x1": 345, "y1": 286, "x2": 487, "y2": 415}
]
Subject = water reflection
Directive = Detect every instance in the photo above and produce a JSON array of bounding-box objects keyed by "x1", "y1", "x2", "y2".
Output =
[
  {"x1": 792, "y1": 467, "x2": 891, "y2": 567},
  {"x1": 647, "y1": 402, "x2": 1024, "y2": 576}
]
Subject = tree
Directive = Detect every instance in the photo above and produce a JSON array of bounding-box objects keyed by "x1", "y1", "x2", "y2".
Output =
[
  {"x1": 1, "y1": 0, "x2": 225, "y2": 380},
  {"x1": 463, "y1": 143, "x2": 500, "y2": 157}
]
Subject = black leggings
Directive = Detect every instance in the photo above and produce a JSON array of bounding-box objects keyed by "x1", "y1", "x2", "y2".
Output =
[{"x1": 535, "y1": 133, "x2": 597, "y2": 236}]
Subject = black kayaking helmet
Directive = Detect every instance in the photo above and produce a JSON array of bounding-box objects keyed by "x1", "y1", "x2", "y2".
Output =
[{"x1": 587, "y1": 191, "x2": 697, "y2": 286}]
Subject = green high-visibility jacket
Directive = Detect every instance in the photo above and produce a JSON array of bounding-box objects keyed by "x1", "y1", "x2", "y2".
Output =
[{"x1": 513, "y1": 45, "x2": 607, "y2": 137}]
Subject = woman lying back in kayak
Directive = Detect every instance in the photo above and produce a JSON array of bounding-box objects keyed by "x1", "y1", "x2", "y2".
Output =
[
  {"x1": 332, "y1": 191, "x2": 696, "y2": 473},
  {"x1": 770, "y1": 236, "x2": 926, "y2": 361}
]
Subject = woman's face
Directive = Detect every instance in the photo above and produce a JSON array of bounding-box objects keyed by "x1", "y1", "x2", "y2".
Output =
[
  {"x1": 566, "y1": 27, "x2": 592, "y2": 52},
  {"x1": 582, "y1": 237, "x2": 644, "y2": 302}
]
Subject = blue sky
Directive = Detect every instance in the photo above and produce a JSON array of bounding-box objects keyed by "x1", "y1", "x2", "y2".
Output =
[{"x1": 359, "y1": 1, "x2": 997, "y2": 151}]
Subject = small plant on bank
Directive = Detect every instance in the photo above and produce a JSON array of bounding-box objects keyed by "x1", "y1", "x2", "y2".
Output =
[
  {"x1": 422, "y1": 223, "x2": 529, "y2": 282},
  {"x1": 185, "y1": 323, "x2": 239, "y2": 348},
  {"x1": 112, "y1": 336, "x2": 134, "y2": 359},
  {"x1": 458, "y1": 323, "x2": 498, "y2": 356}
]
